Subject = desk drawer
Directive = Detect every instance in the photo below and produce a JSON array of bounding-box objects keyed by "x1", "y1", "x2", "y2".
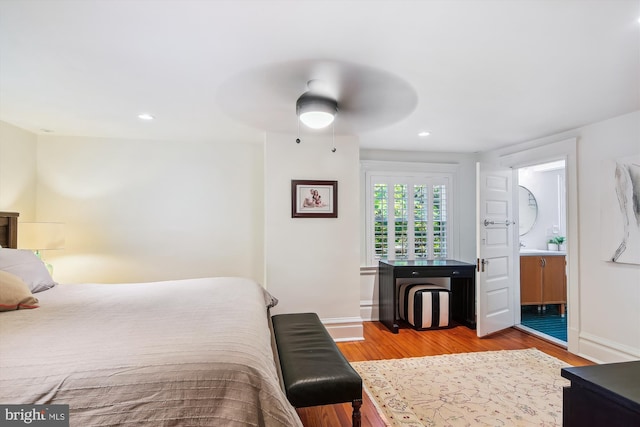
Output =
[{"x1": 395, "y1": 267, "x2": 474, "y2": 279}]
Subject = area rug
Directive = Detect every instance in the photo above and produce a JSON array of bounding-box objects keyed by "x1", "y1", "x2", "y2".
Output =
[{"x1": 350, "y1": 348, "x2": 571, "y2": 427}]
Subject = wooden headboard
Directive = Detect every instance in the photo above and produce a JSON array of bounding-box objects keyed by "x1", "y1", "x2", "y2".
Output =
[{"x1": 0, "y1": 212, "x2": 19, "y2": 248}]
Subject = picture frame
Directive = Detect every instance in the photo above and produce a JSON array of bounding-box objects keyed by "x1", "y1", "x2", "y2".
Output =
[{"x1": 291, "y1": 180, "x2": 338, "y2": 218}]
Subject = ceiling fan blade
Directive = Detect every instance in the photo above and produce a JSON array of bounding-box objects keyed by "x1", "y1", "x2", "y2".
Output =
[{"x1": 216, "y1": 59, "x2": 417, "y2": 134}]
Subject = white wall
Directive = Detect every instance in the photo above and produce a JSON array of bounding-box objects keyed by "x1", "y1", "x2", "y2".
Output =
[
  {"x1": 2, "y1": 123, "x2": 364, "y2": 341},
  {"x1": 0, "y1": 121, "x2": 37, "y2": 220},
  {"x1": 519, "y1": 168, "x2": 566, "y2": 250},
  {"x1": 4, "y1": 112, "x2": 639, "y2": 356},
  {"x1": 34, "y1": 134, "x2": 266, "y2": 285},
  {"x1": 576, "y1": 111, "x2": 640, "y2": 362},
  {"x1": 264, "y1": 133, "x2": 362, "y2": 340},
  {"x1": 485, "y1": 110, "x2": 640, "y2": 363}
]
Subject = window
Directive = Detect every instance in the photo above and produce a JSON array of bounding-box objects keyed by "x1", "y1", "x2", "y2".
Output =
[{"x1": 364, "y1": 163, "x2": 454, "y2": 265}]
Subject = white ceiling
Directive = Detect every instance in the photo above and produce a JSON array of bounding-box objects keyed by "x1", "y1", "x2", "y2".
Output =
[{"x1": 1, "y1": 0, "x2": 638, "y2": 153}]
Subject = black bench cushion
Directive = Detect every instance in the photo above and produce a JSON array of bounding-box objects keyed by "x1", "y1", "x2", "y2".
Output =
[{"x1": 272, "y1": 312, "x2": 362, "y2": 408}]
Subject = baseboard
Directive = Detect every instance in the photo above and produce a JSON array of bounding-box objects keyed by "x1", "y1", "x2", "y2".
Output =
[
  {"x1": 567, "y1": 326, "x2": 580, "y2": 355},
  {"x1": 321, "y1": 316, "x2": 364, "y2": 342},
  {"x1": 577, "y1": 331, "x2": 640, "y2": 363},
  {"x1": 360, "y1": 266, "x2": 378, "y2": 322},
  {"x1": 360, "y1": 299, "x2": 379, "y2": 322}
]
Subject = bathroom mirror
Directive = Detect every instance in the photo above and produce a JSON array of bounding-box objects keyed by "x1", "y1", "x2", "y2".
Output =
[{"x1": 519, "y1": 185, "x2": 538, "y2": 236}]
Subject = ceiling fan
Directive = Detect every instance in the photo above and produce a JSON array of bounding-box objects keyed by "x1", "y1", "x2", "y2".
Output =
[{"x1": 216, "y1": 59, "x2": 418, "y2": 137}]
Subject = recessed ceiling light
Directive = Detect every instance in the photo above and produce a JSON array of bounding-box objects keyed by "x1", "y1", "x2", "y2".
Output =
[
  {"x1": 138, "y1": 113, "x2": 154, "y2": 121},
  {"x1": 418, "y1": 131, "x2": 430, "y2": 137}
]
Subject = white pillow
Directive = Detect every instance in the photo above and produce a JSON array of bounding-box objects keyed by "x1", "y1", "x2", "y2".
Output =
[
  {"x1": 0, "y1": 248, "x2": 58, "y2": 293},
  {"x1": 0, "y1": 270, "x2": 39, "y2": 311}
]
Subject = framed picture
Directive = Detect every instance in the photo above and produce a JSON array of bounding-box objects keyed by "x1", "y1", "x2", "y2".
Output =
[{"x1": 291, "y1": 180, "x2": 338, "y2": 218}]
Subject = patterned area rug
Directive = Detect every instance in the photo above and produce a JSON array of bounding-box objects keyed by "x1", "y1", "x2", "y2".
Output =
[{"x1": 351, "y1": 348, "x2": 571, "y2": 427}]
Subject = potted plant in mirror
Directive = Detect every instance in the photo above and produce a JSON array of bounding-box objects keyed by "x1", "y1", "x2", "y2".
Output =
[
  {"x1": 547, "y1": 239, "x2": 558, "y2": 251},
  {"x1": 553, "y1": 236, "x2": 566, "y2": 251}
]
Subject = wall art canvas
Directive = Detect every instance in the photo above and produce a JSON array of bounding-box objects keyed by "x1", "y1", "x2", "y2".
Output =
[{"x1": 601, "y1": 155, "x2": 640, "y2": 265}]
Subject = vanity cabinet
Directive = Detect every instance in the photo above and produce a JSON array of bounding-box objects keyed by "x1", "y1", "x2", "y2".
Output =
[{"x1": 520, "y1": 254, "x2": 566, "y2": 314}]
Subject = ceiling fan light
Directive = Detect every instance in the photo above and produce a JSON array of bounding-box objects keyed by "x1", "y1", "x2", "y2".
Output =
[
  {"x1": 299, "y1": 111, "x2": 335, "y2": 129},
  {"x1": 296, "y1": 95, "x2": 338, "y2": 129}
]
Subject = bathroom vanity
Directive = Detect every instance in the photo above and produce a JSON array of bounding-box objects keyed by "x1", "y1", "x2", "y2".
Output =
[{"x1": 520, "y1": 250, "x2": 567, "y2": 315}]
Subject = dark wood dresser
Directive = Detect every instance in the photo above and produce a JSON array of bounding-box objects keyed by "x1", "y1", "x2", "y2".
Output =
[{"x1": 561, "y1": 361, "x2": 640, "y2": 426}]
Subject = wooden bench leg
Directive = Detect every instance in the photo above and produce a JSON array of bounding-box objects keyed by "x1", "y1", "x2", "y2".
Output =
[{"x1": 352, "y1": 399, "x2": 362, "y2": 427}]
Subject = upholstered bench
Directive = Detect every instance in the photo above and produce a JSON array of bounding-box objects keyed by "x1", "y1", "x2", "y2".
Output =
[{"x1": 271, "y1": 312, "x2": 363, "y2": 427}]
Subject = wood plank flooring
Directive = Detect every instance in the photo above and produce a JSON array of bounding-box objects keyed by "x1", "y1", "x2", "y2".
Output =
[{"x1": 297, "y1": 321, "x2": 593, "y2": 427}]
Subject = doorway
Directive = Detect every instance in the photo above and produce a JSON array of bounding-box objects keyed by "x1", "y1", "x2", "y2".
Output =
[{"x1": 516, "y1": 160, "x2": 567, "y2": 346}]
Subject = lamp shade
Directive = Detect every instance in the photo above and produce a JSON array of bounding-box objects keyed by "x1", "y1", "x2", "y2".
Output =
[
  {"x1": 18, "y1": 222, "x2": 65, "y2": 250},
  {"x1": 296, "y1": 94, "x2": 338, "y2": 129}
]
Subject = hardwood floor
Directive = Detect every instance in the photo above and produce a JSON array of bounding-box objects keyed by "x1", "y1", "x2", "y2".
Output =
[{"x1": 297, "y1": 321, "x2": 593, "y2": 427}]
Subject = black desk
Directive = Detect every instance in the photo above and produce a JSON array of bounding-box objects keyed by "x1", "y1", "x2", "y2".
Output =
[
  {"x1": 378, "y1": 259, "x2": 476, "y2": 333},
  {"x1": 561, "y1": 361, "x2": 640, "y2": 426}
]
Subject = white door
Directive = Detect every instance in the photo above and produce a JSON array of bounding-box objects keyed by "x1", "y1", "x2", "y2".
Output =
[{"x1": 476, "y1": 163, "x2": 516, "y2": 337}]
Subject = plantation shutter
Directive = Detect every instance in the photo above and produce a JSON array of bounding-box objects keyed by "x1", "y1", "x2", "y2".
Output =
[{"x1": 370, "y1": 175, "x2": 449, "y2": 264}]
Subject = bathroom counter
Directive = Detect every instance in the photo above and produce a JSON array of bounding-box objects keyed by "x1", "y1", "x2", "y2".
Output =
[{"x1": 520, "y1": 249, "x2": 566, "y2": 256}]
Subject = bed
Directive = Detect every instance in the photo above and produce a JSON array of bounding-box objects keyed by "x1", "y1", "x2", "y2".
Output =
[{"x1": 0, "y1": 212, "x2": 302, "y2": 427}]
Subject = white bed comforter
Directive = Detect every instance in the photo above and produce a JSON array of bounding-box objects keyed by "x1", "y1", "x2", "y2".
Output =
[{"x1": 0, "y1": 277, "x2": 302, "y2": 427}]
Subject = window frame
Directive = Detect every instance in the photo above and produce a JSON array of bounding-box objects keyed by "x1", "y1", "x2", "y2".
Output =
[{"x1": 362, "y1": 161, "x2": 458, "y2": 266}]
